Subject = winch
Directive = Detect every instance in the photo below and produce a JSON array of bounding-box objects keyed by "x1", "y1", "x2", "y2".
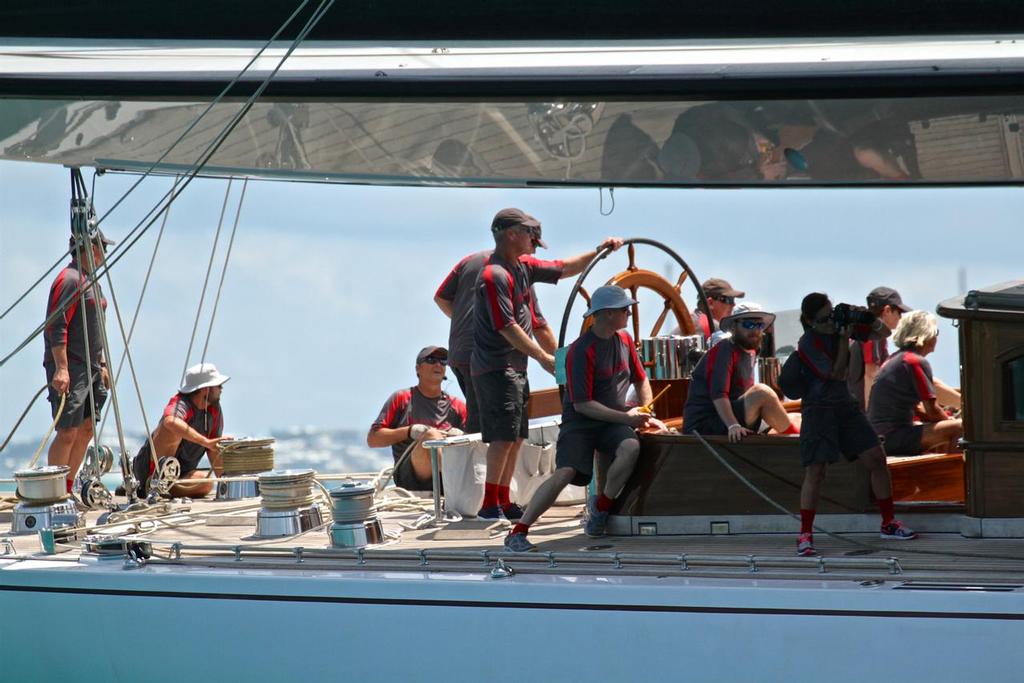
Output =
[
  {"x1": 255, "y1": 469, "x2": 322, "y2": 537},
  {"x1": 217, "y1": 437, "x2": 275, "y2": 501},
  {"x1": 328, "y1": 480, "x2": 383, "y2": 549},
  {"x1": 10, "y1": 466, "x2": 84, "y2": 535},
  {"x1": 77, "y1": 444, "x2": 115, "y2": 510},
  {"x1": 640, "y1": 335, "x2": 706, "y2": 380}
]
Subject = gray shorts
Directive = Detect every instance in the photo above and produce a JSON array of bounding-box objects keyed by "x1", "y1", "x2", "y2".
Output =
[
  {"x1": 45, "y1": 362, "x2": 107, "y2": 430},
  {"x1": 800, "y1": 401, "x2": 880, "y2": 467},
  {"x1": 879, "y1": 424, "x2": 924, "y2": 456},
  {"x1": 555, "y1": 420, "x2": 638, "y2": 487},
  {"x1": 683, "y1": 398, "x2": 749, "y2": 436},
  {"x1": 475, "y1": 368, "x2": 530, "y2": 443}
]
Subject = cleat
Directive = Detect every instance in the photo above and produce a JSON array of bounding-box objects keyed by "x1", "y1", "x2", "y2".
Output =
[
  {"x1": 476, "y1": 505, "x2": 504, "y2": 521},
  {"x1": 502, "y1": 503, "x2": 525, "y2": 521},
  {"x1": 504, "y1": 531, "x2": 537, "y2": 553},
  {"x1": 796, "y1": 532, "x2": 816, "y2": 556},
  {"x1": 583, "y1": 496, "x2": 609, "y2": 538},
  {"x1": 880, "y1": 520, "x2": 917, "y2": 540}
]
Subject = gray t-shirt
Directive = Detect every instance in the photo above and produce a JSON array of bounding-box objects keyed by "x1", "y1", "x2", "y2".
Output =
[
  {"x1": 470, "y1": 253, "x2": 563, "y2": 375},
  {"x1": 436, "y1": 250, "x2": 551, "y2": 369},
  {"x1": 44, "y1": 260, "x2": 107, "y2": 366},
  {"x1": 370, "y1": 387, "x2": 467, "y2": 462},
  {"x1": 683, "y1": 337, "x2": 756, "y2": 426},
  {"x1": 563, "y1": 329, "x2": 646, "y2": 423},
  {"x1": 868, "y1": 350, "x2": 936, "y2": 434}
]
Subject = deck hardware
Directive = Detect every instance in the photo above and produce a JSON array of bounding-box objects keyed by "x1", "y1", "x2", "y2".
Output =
[
  {"x1": 859, "y1": 580, "x2": 884, "y2": 587},
  {"x1": 747, "y1": 555, "x2": 759, "y2": 573},
  {"x1": 233, "y1": 545, "x2": 242, "y2": 562},
  {"x1": 546, "y1": 551, "x2": 557, "y2": 568},
  {"x1": 612, "y1": 552, "x2": 622, "y2": 569},
  {"x1": 123, "y1": 549, "x2": 146, "y2": 570},
  {"x1": 356, "y1": 548, "x2": 366, "y2": 565},
  {"x1": 679, "y1": 554, "x2": 688, "y2": 571},
  {"x1": 817, "y1": 557, "x2": 827, "y2": 574},
  {"x1": 0, "y1": 538, "x2": 13, "y2": 555},
  {"x1": 710, "y1": 522, "x2": 730, "y2": 535},
  {"x1": 480, "y1": 549, "x2": 491, "y2": 568},
  {"x1": 490, "y1": 559, "x2": 514, "y2": 579},
  {"x1": 638, "y1": 522, "x2": 658, "y2": 536},
  {"x1": 294, "y1": 548, "x2": 304, "y2": 564},
  {"x1": 418, "y1": 549, "x2": 428, "y2": 566},
  {"x1": 171, "y1": 543, "x2": 182, "y2": 560},
  {"x1": 888, "y1": 558, "x2": 903, "y2": 575}
]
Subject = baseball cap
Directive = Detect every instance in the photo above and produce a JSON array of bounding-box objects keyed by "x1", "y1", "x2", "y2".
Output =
[
  {"x1": 703, "y1": 278, "x2": 745, "y2": 299},
  {"x1": 416, "y1": 346, "x2": 448, "y2": 363},
  {"x1": 867, "y1": 286, "x2": 911, "y2": 313},
  {"x1": 491, "y1": 208, "x2": 547, "y2": 249}
]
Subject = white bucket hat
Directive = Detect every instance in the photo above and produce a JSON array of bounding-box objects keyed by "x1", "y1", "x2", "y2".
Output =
[
  {"x1": 720, "y1": 302, "x2": 776, "y2": 332},
  {"x1": 584, "y1": 285, "x2": 638, "y2": 317},
  {"x1": 180, "y1": 363, "x2": 230, "y2": 394}
]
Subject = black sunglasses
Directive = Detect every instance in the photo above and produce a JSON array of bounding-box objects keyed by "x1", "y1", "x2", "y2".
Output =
[
  {"x1": 420, "y1": 356, "x2": 448, "y2": 366},
  {"x1": 713, "y1": 295, "x2": 736, "y2": 305}
]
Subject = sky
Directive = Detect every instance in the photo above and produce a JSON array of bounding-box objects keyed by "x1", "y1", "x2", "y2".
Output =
[{"x1": 1, "y1": 160, "x2": 1021, "y2": 444}]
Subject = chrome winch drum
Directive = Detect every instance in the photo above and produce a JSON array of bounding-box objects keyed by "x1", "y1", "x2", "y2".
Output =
[
  {"x1": 756, "y1": 356, "x2": 782, "y2": 390},
  {"x1": 10, "y1": 500, "x2": 81, "y2": 535},
  {"x1": 14, "y1": 465, "x2": 69, "y2": 504},
  {"x1": 641, "y1": 335, "x2": 706, "y2": 380},
  {"x1": 255, "y1": 469, "x2": 322, "y2": 538},
  {"x1": 217, "y1": 438, "x2": 276, "y2": 501},
  {"x1": 328, "y1": 480, "x2": 383, "y2": 549}
]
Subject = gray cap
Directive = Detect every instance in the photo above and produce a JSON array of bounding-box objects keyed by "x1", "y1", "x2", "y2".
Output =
[
  {"x1": 867, "y1": 286, "x2": 911, "y2": 313},
  {"x1": 583, "y1": 285, "x2": 638, "y2": 317},
  {"x1": 415, "y1": 346, "x2": 448, "y2": 363},
  {"x1": 491, "y1": 208, "x2": 547, "y2": 249}
]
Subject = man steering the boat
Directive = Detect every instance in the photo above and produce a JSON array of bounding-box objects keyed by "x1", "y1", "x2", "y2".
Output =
[
  {"x1": 683, "y1": 303, "x2": 799, "y2": 442},
  {"x1": 366, "y1": 346, "x2": 467, "y2": 492},
  {"x1": 470, "y1": 207, "x2": 624, "y2": 521},
  {"x1": 505, "y1": 286, "x2": 666, "y2": 552},
  {"x1": 44, "y1": 229, "x2": 114, "y2": 496},
  {"x1": 130, "y1": 363, "x2": 228, "y2": 498}
]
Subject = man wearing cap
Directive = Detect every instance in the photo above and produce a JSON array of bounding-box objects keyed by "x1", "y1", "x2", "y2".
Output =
[
  {"x1": 367, "y1": 346, "x2": 467, "y2": 492},
  {"x1": 683, "y1": 303, "x2": 799, "y2": 442},
  {"x1": 131, "y1": 363, "x2": 229, "y2": 498},
  {"x1": 471, "y1": 207, "x2": 624, "y2": 520},
  {"x1": 670, "y1": 278, "x2": 744, "y2": 343},
  {"x1": 848, "y1": 286, "x2": 911, "y2": 411},
  {"x1": 44, "y1": 229, "x2": 115, "y2": 495},
  {"x1": 505, "y1": 286, "x2": 666, "y2": 552}
]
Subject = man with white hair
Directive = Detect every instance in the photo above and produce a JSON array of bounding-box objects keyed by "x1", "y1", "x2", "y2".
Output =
[
  {"x1": 131, "y1": 363, "x2": 228, "y2": 497},
  {"x1": 505, "y1": 286, "x2": 665, "y2": 552},
  {"x1": 683, "y1": 303, "x2": 799, "y2": 442},
  {"x1": 868, "y1": 310, "x2": 963, "y2": 454}
]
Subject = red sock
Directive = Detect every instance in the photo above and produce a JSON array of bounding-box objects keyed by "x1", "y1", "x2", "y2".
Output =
[
  {"x1": 782, "y1": 423, "x2": 800, "y2": 435},
  {"x1": 482, "y1": 482, "x2": 500, "y2": 509},
  {"x1": 596, "y1": 493, "x2": 614, "y2": 513},
  {"x1": 511, "y1": 523, "x2": 530, "y2": 536},
  {"x1": 877, "y1": 497, "x2": 895, "y2": 525},
  {"x1": 66, "y1": 478, "x2": 74, "y2": 494},
  {"x1": 800, "y1": 508, "x2": 815, "y2": 534},
  {"x1": 498, "y1": 485, "x2": 511, "y2": 508}
]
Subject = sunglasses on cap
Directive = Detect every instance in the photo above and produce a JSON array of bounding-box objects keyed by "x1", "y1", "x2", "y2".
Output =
[
  {"x1": 420, "y1": 356, "x2": 448, "y2": 366},
  {"x1": 738, "y1": 319, "x2": 767, "y2": 331},
  {"x1": 712, "y1": 295, "x2": 736, "y2": 305}
]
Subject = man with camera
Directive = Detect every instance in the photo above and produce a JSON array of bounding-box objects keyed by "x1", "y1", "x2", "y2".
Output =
[
  {"x1": 794, "y1": 293, "x2": 915, "y2": 557},
  {"x1": 682, "y1": 303, "x2": 799, "y2": 442}
]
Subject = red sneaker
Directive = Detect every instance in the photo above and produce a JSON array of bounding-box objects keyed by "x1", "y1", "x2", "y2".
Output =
[
  {"x1": 796, "y1": 532, "x2": 816, "y2": 556},
  {"x1": 880, "y1": 520, "x2": 917, "y2": 540}
]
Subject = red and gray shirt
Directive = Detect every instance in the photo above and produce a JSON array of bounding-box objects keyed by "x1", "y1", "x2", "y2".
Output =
[
  {"x1": 847, "y1": 337, "x2": 890, "y2": 410},
  {"x1": 435, "y1": 250, "x2": 551, "y2": 370},
  {"x1": 137, "y1": 393, "x2": 224, "y2": 474},
  {"x1": 371, "y1": 387, "x2": 467, "y2": 462},
  {"x1": 470, "y1": 253, "x2": 563, "y2": 375},
  {"x1": 563, "y1": 330, "x2": 646, "y2": 423},
  {"x1": 43, "y1": 259, "x2": 107, "y2": 367},
  {"x1": 868, "y1": 350, "x2": 936, "y2": 434},
  {"x1": 683, "y1": 337, "x2": 756, "y2": 425},
  {"x1": 796, "y1": 330, "x2": 856, "y2": 406}
]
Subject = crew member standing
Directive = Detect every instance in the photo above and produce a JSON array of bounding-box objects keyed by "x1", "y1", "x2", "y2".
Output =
[
  {"x1": 44, "y1": 230, "x2": 115, "y2": 494},
  {"x1": 471, "y1": 207, "x2": 623, "y2": 520}
]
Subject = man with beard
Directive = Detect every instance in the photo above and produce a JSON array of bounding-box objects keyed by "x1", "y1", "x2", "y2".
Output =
[
  {"x1": 683, "y1": 303, "x2": 799, "y2": 442},
  {"x1": 131, "y1": 363, "x2": 228, "y2": 498}
]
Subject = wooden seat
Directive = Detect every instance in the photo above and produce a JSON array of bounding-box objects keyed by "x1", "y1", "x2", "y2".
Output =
[{"x1": 887, "y1": 453, "x2": 965, "y2": 504}]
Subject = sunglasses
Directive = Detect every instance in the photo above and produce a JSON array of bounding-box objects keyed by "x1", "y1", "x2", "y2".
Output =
[
  {"x1": 713, "y1": 295, "x2": 736, "y2": 305},
  {"x1": 420, "y1": 356, "x2": 448, "y2": 366},
  {"x1": 738, "y1": 319, "x2": 767, "y2": 331}
]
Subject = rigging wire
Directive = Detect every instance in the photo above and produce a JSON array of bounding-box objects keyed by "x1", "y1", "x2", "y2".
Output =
[
  {"x1": 201, "y1": 178, "x2": 248, "y2": 364},
  {"x1": 0, "y1": 386, "x2": 47, "y2": 455},
  {"x1": 0, "y1": 0, "x2": 311, "y2": 323},
  {"x1": 181, "y1": 177, "x2": 233, "y2": 383},
  {"x1": 0, "y1": 0, "x2": 337, "y2": 370}
]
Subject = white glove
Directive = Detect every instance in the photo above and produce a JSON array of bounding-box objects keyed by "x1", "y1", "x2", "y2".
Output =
[
  {"x1": 409, "y1": 424, "x2": 429, "y2": 440},
  {"x1": 445, "y1": 427, "x2": 464, "y2": 437}
]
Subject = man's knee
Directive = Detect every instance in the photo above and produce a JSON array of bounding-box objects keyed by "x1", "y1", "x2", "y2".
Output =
[
  {"x1": 858, "y1": 445, "x2": 887, "y2": 470},
  {"x1": 615, "y1": 438, "x2": 640, "y2": 460},
  {"x1": 552, "y1": 467, "x2": 576, "y2": 487}
]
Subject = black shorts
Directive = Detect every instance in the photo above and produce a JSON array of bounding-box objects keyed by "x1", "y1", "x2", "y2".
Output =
[
  {"x1": 879, "y1": 424, "x2": 924, "y2": 456},
  {"x1": 393, "y1": 453, "x2": 440, "y2": 493},
  {"x1": 475, "y1": 368, "x2": 530, "y2": 443},
  {"x1": 46, "y1": 362, "x2": 107, "y2": 430},
  {"x1": 451, "y1": 364, "x2": 479, "y2": 434},
  {"x1": 683, "y1": 398, "x2": 749, "y2": 436},
  {"x1": 800, "y1": 401, "x2": 880, "y2": 467},
  {"x1": 555, "y1": 420, "x2": 638, "y2": 487}
]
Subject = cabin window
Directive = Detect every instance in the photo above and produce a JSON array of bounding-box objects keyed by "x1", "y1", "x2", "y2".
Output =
[{"x1": 1002, "y1": 355, "x2": 1024, "y2": 422}]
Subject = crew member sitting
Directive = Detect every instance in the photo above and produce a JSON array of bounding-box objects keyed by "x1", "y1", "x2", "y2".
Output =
[
  {"x1": 504, "y1": 286, "x2": 666, "y2": 552},
  {"x1": 868, "y1": 310, "x2": 963, "y2": 454},
  {"x1": 670, "y1": 277, "x2": 744, "y2": 343},
  {"x1": 683, "y1": 303, "x2": 798, "y2": 442},
  {"x1": 131, "y1": 363, "x2": 228, "y2": 498},
  {"x1": 367, "y1": 346, "x2": 467, "y2": 492}
]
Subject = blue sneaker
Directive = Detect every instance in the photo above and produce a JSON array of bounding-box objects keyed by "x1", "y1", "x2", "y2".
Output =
[
  {"x1": 584, "y1": 496, "x2": 609, "y2": 538},
  {"x1": 477, "y1": 505, "x2": 504, "y2": 521},
  {"x1": 504, "y1": 531, "x2": 537, "y2": 553},
  {"x1": 796, "y1": 532, "x2": 816, "y2": 557},
  {"x1": 502, "y1": 503, "x2": 525, "y2": 521}
]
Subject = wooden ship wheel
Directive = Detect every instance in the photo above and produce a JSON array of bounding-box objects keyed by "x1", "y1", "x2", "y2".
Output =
[{"x1": 556, "y1": 238, "x2": 710, "y2": 421}]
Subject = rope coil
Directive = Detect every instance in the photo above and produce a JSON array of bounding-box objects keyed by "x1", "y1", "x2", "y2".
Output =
[{"x1": 221, "y1": 438, "x2": 276, "y2": 476}]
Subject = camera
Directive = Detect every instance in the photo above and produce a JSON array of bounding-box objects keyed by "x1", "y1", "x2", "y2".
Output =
[{"x1": 831, "y1": 303, "x2": 876, "y2": 340}]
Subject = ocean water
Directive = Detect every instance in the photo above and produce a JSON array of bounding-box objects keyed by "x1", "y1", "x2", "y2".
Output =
[{"x1": 0, "y1": 426, "x2": 391, "y2": 491}]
